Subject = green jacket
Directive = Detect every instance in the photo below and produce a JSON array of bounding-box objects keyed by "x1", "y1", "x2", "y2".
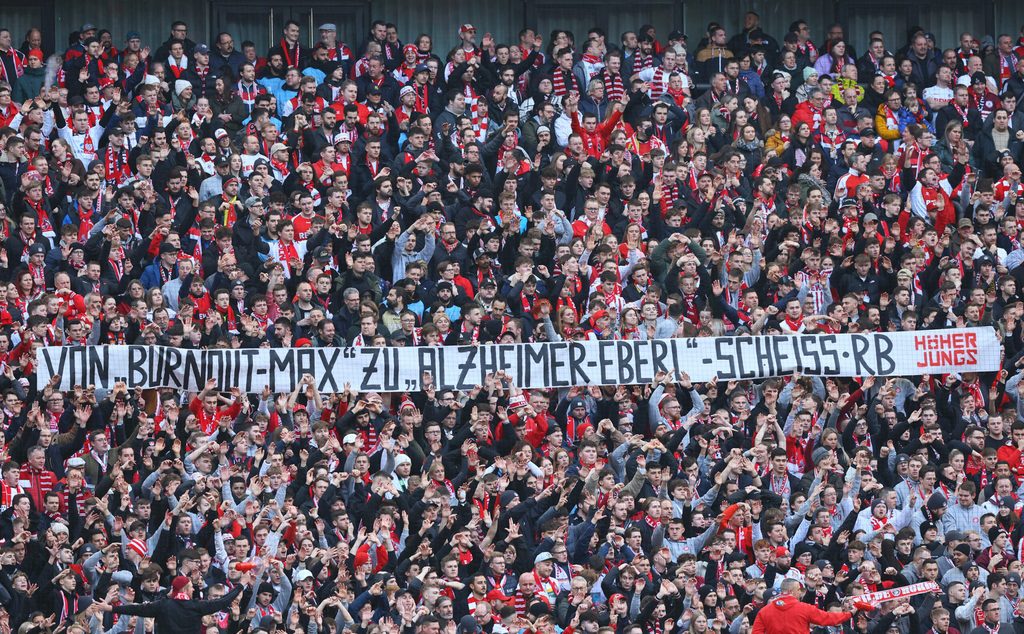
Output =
[{"x1": 12, "y1": 66, "x2": 46, "y2": 103}]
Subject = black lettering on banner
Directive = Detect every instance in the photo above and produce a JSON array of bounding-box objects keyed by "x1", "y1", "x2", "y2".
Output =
[
  {"x1": 456, "y1": 346, "x2": 477, "y2": 390},
  {"x1": 183, "y1": 349, "x2": 203, "y2": 391},
  {"x1": 434, "y1": 347, "x2": 447, "y2": 388},
  {"x1": 714, "y1": 339, "x2": 737, "y2": 379},
  {"x1": 819, "y1": 335, "x2": 840, "y2": 375},
  {"x1": 525, "y1": 344, "x2": 549, "y2": 387},
  {"x1": 614, "y1": 341, "x2": 634, "y2": 384},
  {"x1": 597, "y1": 341, "x2": 616, "y2": 384},
  {"x1": 798, "y1": 336, "x2": 820, "y2": 374},
  {"x1": 755, "y1": 336, "x2": 774, "y2": 377},
  {"x1": 359, "y1": 349, "x2": 381, "y2": 391},
  {"x1": 88, "y1": 346, "x2": 109, "y2": 388},
  {"x1": 128, "y1": 347, "x2": 147, "y2": 387},
  {"x1": 149, "y1": 347, "x2": 162, "y2": 387},
  {"x1": 851, "y1": 335, "x2": 874, "y2": 376},
  {"x1": 418, "y1": 347, "x2": 437, "y2": 389},
  {"x1": 651, "y1": 340, "x2": 671, "y2": 375},
  {"x1": 549, "y1": 342, "x2": 569, "y2": 387},
  {"x1": 633, "y1": 341, "x2": 652, "y2": 383},
  {"x1": 268, "y1": 349, "x2": 293, "y2": 392},
  {"x1": 295, "y1": 349, "x2": 316, "y2": 382},
  {"x1": 67, "y1": 348, "x2": 78, "y2": 387},
  {"x1": 479, "y1": 345, "x2": 498, "y2": 378},
  {"x1": 239, "y1": 349, "x2": 260, "y2": 392},
  {"x1": 771, "y1": 336, "x2": 790, "y2": 374},
  {"x1": 872, "y1": 334, "x2": 896, "y2": 375},
  {"x1": 41, "y1": 348, "x2": 63, "y2": 386},
  {"x1": 233, "y1": 349, "x2": 242, "y2": 390},
  {"x1": 384, "y1": 348, "x2": 400, "y2": 391},
  {"x1": 736, "y1": 338, "x2": 756, "y2": 379},
  {"x1": 203, "y1": 349, "x2": 217, "y2": 387},
  {"x1": 316, "y1": 349, "x2": 342, "y2": 392},
  {"x1": 669, "y1": 338, "x2": 681, "y2": 373},
  {"x1": 498, "y1": 344, "x2": 516, "y2": 375},
  {"x1": 569, "y1": 342, "x2": 590, "y2": 385},
  {"x1": 165, "y1": 348, "x2": 183, "y2": 389}
]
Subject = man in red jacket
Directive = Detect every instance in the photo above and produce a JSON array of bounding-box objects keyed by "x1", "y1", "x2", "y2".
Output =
[
  {"x1": 753, "y1": 579, "x2": 859, "y2": 634},
  {"x1": 565, "y1": 92, "x2": 626, "y2": 158}
]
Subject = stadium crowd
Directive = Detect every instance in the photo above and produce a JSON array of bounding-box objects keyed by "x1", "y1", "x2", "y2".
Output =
[{"x1": 2, "y1": 9, "x2": 1024, "y2": 634}]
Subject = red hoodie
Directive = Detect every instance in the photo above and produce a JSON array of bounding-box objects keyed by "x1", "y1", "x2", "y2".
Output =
[{"x1": 752, "y1": 594, "x2": 852, "y2": 634}]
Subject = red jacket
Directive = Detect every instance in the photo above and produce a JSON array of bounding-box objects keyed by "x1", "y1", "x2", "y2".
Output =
[
  {"x1": 571, "y1": 109, "x2": 623, "y2": 158},
  {"x1": 752, "y1": 595, "x2": 852, "y2": 634},
  {"x1": 791, "y1": 101, "x2": 822, "y2": 133}
]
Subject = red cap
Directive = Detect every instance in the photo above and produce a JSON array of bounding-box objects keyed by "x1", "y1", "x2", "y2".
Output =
[
  {"x1": 486, "y1": 589, "x2": 512, "y2": 602},
  {"x1": 460, "y1": 24, "x2": 476, "y2": 34},
  {"x1": 171, "y1": 576, "x2": 190, "y2": 594},
  {"x1": 591, "y1": 309, "x2": 609, "y2": 323},
  {"x1": 403, "y1": 44, "x2": 418, "y2": 54},
  {"x1": 27, "y1": 49, "x2": 43, "y2": 60},
  {"x1": 294, "y1": 338, "x2": 313, "y2": 348},
  {"x1": 609, "y1": 593, "x2": 625, "y2": 604},
  {"x1": 775, "y1": 546, "x2": 790, "y2": 558}
]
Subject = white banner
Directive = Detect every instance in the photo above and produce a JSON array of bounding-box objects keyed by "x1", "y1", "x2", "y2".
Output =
[{"x1": 35, "y1": 328, "x2": 1000, "y2": 393}]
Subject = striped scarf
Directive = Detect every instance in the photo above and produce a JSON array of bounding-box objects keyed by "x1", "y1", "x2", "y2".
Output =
[
  {"x1": 632, "y1": 52, "x2": 654, "y2": 75},
  {"x1": 464, "y1": 83, "x2": 481, "y2": 134},
  {"x1": 602, "y1": 69, "x2": 625, "y2": 102},
  {"x1": 551, "y1": 68, "x2": 578, "y2": 97},
  {"x1": 648, "y1": 67, "x2": 670, "y2": 98}
]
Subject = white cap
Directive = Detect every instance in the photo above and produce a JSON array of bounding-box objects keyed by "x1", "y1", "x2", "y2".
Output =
[{"x1": 343, "y1": 433, "x2": 358, "y2": 445}]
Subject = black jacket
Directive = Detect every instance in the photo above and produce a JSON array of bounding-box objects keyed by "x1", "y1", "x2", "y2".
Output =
[{"x1": 112, "y1": 585, "x2": 244, "y2": 634}]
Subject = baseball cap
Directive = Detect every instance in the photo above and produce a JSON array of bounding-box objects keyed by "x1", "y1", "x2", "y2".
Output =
[
  {"x1": 534, "y1": 552, "x2": 553, "y2": 564},
  {"x1": 194, "y1": 44, "x2": 210, "y2": 55},
  {"x1": 318, "y1": 23, "x2": 337, "y2": 31},
  {"x1": 270, "y1": 143, "x2": 289, "y2": 156},
  {"x1": 460, "y1": 24, "x2": 476, "y2": 34},
  {"x1": 486, "y1": 589, "x2": 512, "y2": 601}
]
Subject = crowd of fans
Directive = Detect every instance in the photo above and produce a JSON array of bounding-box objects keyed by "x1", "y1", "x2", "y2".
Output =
[{"x1": 1, "y1": 9, "x2": 1024, "y2": 634}]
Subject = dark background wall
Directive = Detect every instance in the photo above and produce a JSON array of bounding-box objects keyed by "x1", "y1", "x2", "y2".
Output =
[{"x1": 4, "y1": 0, "x2": 1023, "y2": 62}]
